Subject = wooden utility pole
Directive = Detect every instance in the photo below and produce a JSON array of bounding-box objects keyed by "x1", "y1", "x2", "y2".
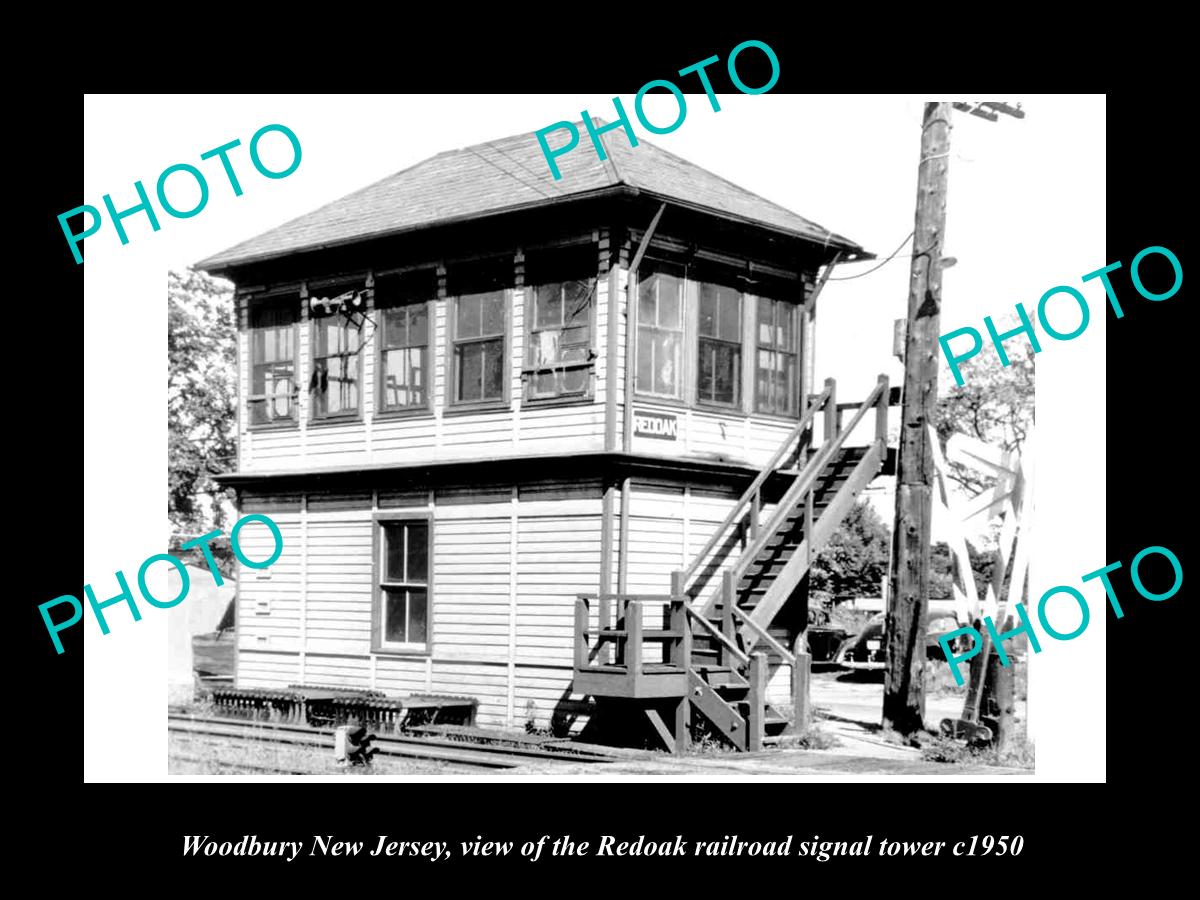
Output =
[
  {"x1": 883, "y1": 102, "x2": 951, "y2": 735},
  {"x1": 883, "y1": 100, "x2": 1025, "y2": 736}
]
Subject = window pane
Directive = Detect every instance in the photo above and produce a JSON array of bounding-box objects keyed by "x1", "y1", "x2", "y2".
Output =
[
  {"x1": 536, "y1": 284, "x2": 563, "y2": 329},
  {"x1": 383, "y1": 523, "x2": 404, "y2": 581},
  {"x1": 383, "y1": 348, "x2": 425, "y2": 408},
  {"x1": 654, "y1": 331, "x2": 680, "y2": 396},
  {"x1": 408, "y1": 304, "x2": 428, "y2": 345},
  {"x1": 457, "y1": 294, "x2": 480, "y2": 339},
  {"x1": 481, "y1": 292, "x2": 505, "y2": 336},
  {"x1": 384, "y1": 588, "x2": 406, "y2": 643},
  {"x1": 382, "y1": 307, "x2": 407, "y2": 350},
  {"x1": 699, "y1": 340, "x2": 740, "y2": 405},
  {"x1": 319, "y1": 353, "x2": 358, "y2": 415},
  {"x1": 636, "y1": 325, "x2": 655, "y2": 393},
  {"x1": 719, "y1": 290, "x2": 742, "y2": 342},
  {"x1": 408, "y1": 589, "x2": 428, "y2": 644},
  {"x1": 758, "y1": 296, "x2": 774, "y2": 346},
  {"x1": 457, "y1": 344, "x2": 482, "y2": 401},
  {"x1": 483, "y1": 339, "x2": 505, "y2": 399},
  {"x1": 562, "y1": 367, "x2": 588, "y2": 394},
  {"x1": 638, "y1": 275, "x2": 658, "y2": 326},
  {"x1": 564, "y1": 281, "x2": 592, "y2": 326},
  {"x1": 659, "y1": 276, "x2": 682, "y2": 329},
  {"x1": 699, "y1": 283, "x2": 717, "y2": 337},
  {"x1": 531, "y1": 329, "x2": 558, "y2": 366},
  {"x1": 775, "y1": 301, "x2": 793, "y2": 348},
  {"x1": 406, "y1": 522, "x2": 428, "y2": 583}
]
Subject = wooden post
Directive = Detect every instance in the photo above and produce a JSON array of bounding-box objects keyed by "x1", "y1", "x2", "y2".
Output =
[
  {"x1": 986, "y1": 649, "x2": 1015, "y2": 756},
  {"x1": 823, "y1": 377, "x2": 837, "y2": 445},
  {"x1": 721, "y1": 570, "x2": 735, "y2": 664},
  {"x1": 884, "y1": 101, "x2": 951, "y2": 736},
  {"x1": 574, "y1": 597, "x2": 589, "y2": 672},
  {"x1": 626, "y1": 600, "x2": 642, "y2": 695},
  {"x1": 874, "y1": 375, "x2": 890, "y2": 447},
  {"x1": 749, "y1": 490, "x2": 760, "y2": 540},
  {"x1": 748, "y1": 652, "x2": 767, "y2": 751},
  {"x1": 791, "y1": 633, "x2": 810, "y2": 735}
]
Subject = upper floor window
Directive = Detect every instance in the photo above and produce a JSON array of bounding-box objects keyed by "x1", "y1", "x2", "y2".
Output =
[
  {"x1": 310, "y1": 295, "x2": 362, "y2": 419},
  {"x1": 377, "y1": 270, "x2": 434, "y2": 414},
  {"x1": 525, "y1": 246, "x2": 597, "y2": 401},
  {"x1": 636, "y1": 264, "x2": 685, "y2": 399},
  {"x1": 697, "y1": 281, "x2": 743, "y2": 408},
  {"x1": 448, "y1": 259, "x2": 511, "y2": 406},
  {"x1": 248, "y1": 298, "x2": 298, "y2": 427},
  {"x1": 756, "y1": 295, "x2": 799, "y2": 416}
]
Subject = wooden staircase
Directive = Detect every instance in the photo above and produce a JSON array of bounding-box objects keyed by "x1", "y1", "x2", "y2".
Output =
[{"x1": 575, "y1": 376, "x2": 892, "y2": 752}]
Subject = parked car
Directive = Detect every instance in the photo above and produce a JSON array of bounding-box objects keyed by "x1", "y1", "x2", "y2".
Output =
[{"x1": 833, "y1": 609, "x2": 970, "y2": 670}]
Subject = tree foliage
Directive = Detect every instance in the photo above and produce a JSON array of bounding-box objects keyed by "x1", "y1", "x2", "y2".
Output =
[
  {"x1": 811, "y1": 500, "x2": 891, "y2": 605},
  {"x1": 936, "y1": 335, "x2": 1034, "y2": 494},
  {"x1": 169, "y1": 268, "x2": 237, "y2": 538}
]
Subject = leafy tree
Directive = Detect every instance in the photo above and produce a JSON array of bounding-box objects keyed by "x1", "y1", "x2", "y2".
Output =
[
  {"x1": 169, "y1": 268, "x2": 237, "y2": 539},
  {"x1": 811, "y1": 500, "x2": 890, "y2": 606},
  {"x1": 936, "y1": 332, "x2": 1034, "y2": 495}
]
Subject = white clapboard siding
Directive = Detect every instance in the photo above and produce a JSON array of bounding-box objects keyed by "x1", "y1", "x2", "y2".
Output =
[
  {"x1": 432, "y1": 660, "x2": 509, "y2": 726},
  {"x1": 374, "y1": 656, "x2": 428, "y2": 694},
  {"x1": 517, "y1": 403, "x2": 605, "y2": 455},
  {"x1": 514, "y1": 664, "x2": 587, "y2": 733},
  {"x1": 235, "y1": 506, "x2": 301, "y2": 647},
  {"x1": 305, "y1": 653, "x2": 372, "y2": 689},
  {"x1": 515, "y1": 514, "x2": 601, "y2": 667},
  {"x1": 237, "y1": 650, "x2": 300, "y2": 688},
  {"x1": 304, "y1": 517, "x2": 372, "y2": 652},
  {"x1": 432, "y1": 515, "x2": 510, "y2": 662}
]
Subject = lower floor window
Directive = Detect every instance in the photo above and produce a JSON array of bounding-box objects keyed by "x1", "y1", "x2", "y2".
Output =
[{"x1": 377, "y1": 518, "x2": 430, "y2": 650}]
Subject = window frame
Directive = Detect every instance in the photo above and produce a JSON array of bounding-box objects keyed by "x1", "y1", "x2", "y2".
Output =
[
  {"x1": 308, "y1": 282, "x2": 366, "y2": 424},
  {"x1": 375, "y1": 269, "x2": 436, "y2": 420},
  {"x1": 446, "y1": 287, "x2": 510, "y2": 412},
  {"x1": 633, "y1": 264, "x2": 689, "y2": 404},
  {"x1": 371, "y1": 511, "x2": 434, "y2": 656},
  {"x1": 246, "y1": 292, "x2": 300, "y2": 432},
  {"x1": 754, "y1": 295, "x2": 802, "y2": 419},
  {"x1": 523, "y1": 275, "x2": 597, "y2": 405},
  {"x1": 694, "y1": 279, "x2": 744, "y2": 412}
]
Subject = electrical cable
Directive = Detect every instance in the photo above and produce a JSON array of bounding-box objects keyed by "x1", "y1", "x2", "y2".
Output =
[{"x1": 829, "y1": 231, "x2": 915, "y2": 281}]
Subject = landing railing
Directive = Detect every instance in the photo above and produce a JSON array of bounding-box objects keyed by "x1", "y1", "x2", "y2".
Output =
[{"x1": 574, "y1": 594, "x2": 691, "y2": 698}]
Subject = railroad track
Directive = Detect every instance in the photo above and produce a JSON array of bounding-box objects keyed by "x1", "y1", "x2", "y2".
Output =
[{"x1": 167, "y1": 714, "x2": 617, "y2": 770}]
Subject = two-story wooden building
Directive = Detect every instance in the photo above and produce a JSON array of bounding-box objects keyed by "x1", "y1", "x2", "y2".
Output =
[{"x1": 199, "y1": 119, "x2": 891, "y2": 749}]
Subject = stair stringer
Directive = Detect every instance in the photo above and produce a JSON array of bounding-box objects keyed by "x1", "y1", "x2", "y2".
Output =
[
  {"x1": 739, "y1": 441, "x2": 885, "y2": 646},
  {"x1": 687, "y1": 670, "x2": 748, "y2": 751}
]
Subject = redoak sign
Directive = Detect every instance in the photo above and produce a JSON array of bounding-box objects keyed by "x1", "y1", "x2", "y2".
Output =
[{"x1": 634, "y1": 410, "x2": 678, "y2": 440}]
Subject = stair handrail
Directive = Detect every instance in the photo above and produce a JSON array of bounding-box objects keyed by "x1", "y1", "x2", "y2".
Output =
[
  {"x1": 678, "y1": 382, "x2": 834, "y2": 597},
  {"x1": 730, "y1": 606, "x2": 796, "y2": 667},
  {"x1": 685, "y1": 605, "x2": 750, "y2": 667},
  {"x1": 728, "y1": 375, "x2": 890, "y2": 588}
]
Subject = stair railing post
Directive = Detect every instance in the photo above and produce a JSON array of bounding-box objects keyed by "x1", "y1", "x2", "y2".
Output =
[
  {"x1": 721, "y1": 570, "x2": 735, "y2": 667},
  {"x1": 627, "y1": 599, "x2": 643, "y2": 696},
  {"x1": 749, "y1": 490, "x2": 760, "y2": 541},
  {"x1": 575, "y1": 597, "x2": 589, "y2": 672},
  {"x1": 749, "y1": 652, "x2": 767, "y2": 751},
  {"x1": 875, "y1": 374, "x2": 890, "y2": 449},
  {"x1": 805, "y1": 490, "x2": 815, "y2": 571},
  {"x1": 823, "y1": 377, "x2": 837, "y2": 445},
  {"x1": 670, "y1": 570, "x2": 685, "y2": 668},
  {"x1": 791, "y1": 632, "x2": 811, "y2": 736}
]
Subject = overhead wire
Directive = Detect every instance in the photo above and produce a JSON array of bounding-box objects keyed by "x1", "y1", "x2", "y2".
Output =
[{"x1": 829, "y1": 230, "x2": 915, "y2": 281}]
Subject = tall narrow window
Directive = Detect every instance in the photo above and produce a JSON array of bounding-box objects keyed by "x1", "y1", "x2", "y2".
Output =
[
  {"x1": 377, "y1": 270, "x2": 433, "y2": 413},
  {"x1": 526, "y1": 246, "x2": 596, "y2": 400},
  {"x1": 310, "y1": 306, "x2": 361, "y2": 419},
  {"x1": 248, "y1": 298, "x2": 297, "y2": 426},
  {"x1": 449, "y1": 259, "x2": 510, "y2": 405},
  {"x1": 636, "y1": 265, "x2": 685, "y2": 399},
  {"x1": 377, "y1": 518, "x2": 429, "y2": 651},
  {"x1": 756, "y1": 296, "x2": 799, "y2": 416},
  {"x1": 697, "y1": 281, "x2": 742, "y2": 407}
]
